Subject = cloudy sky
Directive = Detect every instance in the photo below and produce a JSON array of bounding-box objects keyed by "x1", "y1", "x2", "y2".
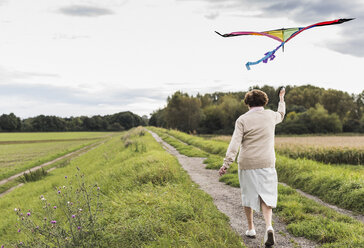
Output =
[{"x1": 1, "y1": 0, "x2": 363, "y2": 118}]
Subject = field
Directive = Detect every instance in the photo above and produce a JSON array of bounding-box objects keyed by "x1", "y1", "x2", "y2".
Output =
[
  {"x1": 211, "y1": 135, "x2": 364, "y2": 165},
  {"x1": 1, "y1": 128, "x2": 363, "y2": 247},
  {"x1": 0, "y1": 129, "x2": 243, "y2": 247},
  {"x1": 0, "y1": 132, "x2": 111, "y2": 142},
  {"x1": 0, "y1": 132, "x2": 112, "y2": 182},
  {"x1": 149, "y1": 127, "x2": 364, "y2": 247}
]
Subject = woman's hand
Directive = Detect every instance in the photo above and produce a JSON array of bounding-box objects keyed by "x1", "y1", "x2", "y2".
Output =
[
  {"x1": 279, "y1": 87, "x2": 285, "y2": 102},
  {"x1": 219, "y1": 165, "x2": 227, "y2": 176}
]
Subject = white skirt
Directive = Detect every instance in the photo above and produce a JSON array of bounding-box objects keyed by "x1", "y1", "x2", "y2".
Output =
[{"x1": 238, "y1": 167, "x2": 278, "y2": 212}]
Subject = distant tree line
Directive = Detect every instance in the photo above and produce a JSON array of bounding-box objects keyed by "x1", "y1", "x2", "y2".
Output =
[
  {"x1": 0, "y1": 111, "x2": 148, "y2": 132},
  {"x1": 150, "y1": 85, "x2": 364, "y2": 134}
]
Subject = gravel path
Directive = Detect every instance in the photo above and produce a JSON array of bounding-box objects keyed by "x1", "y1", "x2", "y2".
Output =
[{"x1": 149, "y1": 130, "x2": 317, "y2": 248}]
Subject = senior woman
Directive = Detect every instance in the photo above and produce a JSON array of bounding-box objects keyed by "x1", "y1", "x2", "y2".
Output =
[{"x1": 219, "y1": 88, "x2": 285, "y2": 247}]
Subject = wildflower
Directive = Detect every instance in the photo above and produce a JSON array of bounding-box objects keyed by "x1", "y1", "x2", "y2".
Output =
[
  {"x1": 1, "y1": 245, "x2": 4, "y2": 248},
  {"x1": 44, "y1": 217, "x2": 47, "y2": 221},
  {"x1": 65, "y1": 176, "x2": 67, "y2": 179},
  {"x1": 17, "y1": 229, "x2": 21, "y2": 232},
  {"x1": 53, "y1": 206, "x2": 57, "y2": 209},
  {"x1": 14, "y1": 208, "x2": 18, "y2": 212},
  {"x1": 19, "y1": 242, "x2": 23, "y2": 245},
  {"x1": 63, "y1": 186, "x2": 66, "y2": 189},
  {"x1": 72, "y1": 215, "x2": 75, "y2": 218},
  {"x1": 27, "y1": 212, "x2": 31, "y2": 216},
  {"x1": 97, "y1": 187, "x2": 100, "y2": 190},
  {"x1": 51, "y1": 220, "x2": 57, "y2": 224},
  {"x1": 67, "y1": 201, "x2": 70, "y2": 204},
  {"x1": 58, "y1": 191, "x2": 61, "y2": 194},
  {"x1": 79, "y1": 208, "x2": 82, "y2": 212},
  {"x1": 77, "y1": 226, "x2": 81, "y2": 230}
]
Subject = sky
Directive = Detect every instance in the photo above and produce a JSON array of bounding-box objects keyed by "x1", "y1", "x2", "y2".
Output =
[{"x1": 0, "y1": 0, "x2": 363, "y2": 118}]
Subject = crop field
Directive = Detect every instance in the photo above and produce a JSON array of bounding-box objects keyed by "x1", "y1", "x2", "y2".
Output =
[
  {"x1": 0, "y1": 132, "x2": 111, "y2": 142},
  {"x1": 0, "y1": 132, "x2": 112, "y2": 181},
  {"x1": 211, "y1": 135, "x2": 364, "y2": 148},
  {"x1": 210, "y1": 135, "x2": 364, "y2": 165},
  {"x1": 0, "y1": 128, "x2": 243, "y2": 247},
  {"x1": 149, "y1": 127, "x2": 364, "y2": 247}
]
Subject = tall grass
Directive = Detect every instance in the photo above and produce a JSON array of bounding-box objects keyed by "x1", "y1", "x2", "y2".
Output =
[
  {"x1": 0, "y1": 127, "x2": 244, "y2": 247},
  {"x1": 148, "y1": 127, "x2": 208, "y2": 157},
  {"x1": 276, "y1": 145, "x2": 363, "y2": 165},
  {"x1": 276, "y1": 155, "x2": 364, "y2": 214}
]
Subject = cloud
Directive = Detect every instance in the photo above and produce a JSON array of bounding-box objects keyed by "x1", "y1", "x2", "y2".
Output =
[
  {"x1": 59, "y1": 5, "x2": 113, "y2": 17},
  {"x1": 178, "y1": 0, "x2": 364, "y2": 57},
  {"x1": 52, "y1": 34, "x2": 90, "y2": 40},
  {"x1": 0, "y1": 67, "x2": 59, "y2": 83},
  {"x1": 0, "y1": 83, "x2": 170, "y2": 117},
  {"x1": 205, "y1": 12, "x2": 219, "y2": 20}
]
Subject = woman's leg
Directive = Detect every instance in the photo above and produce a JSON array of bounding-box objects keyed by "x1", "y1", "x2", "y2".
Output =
[
  {"x1": 260, "y1": 198, "x2": 272, "y2": 228},
  {"x1": 244, "y1": 206, "x2": 255, "y2": 230}
]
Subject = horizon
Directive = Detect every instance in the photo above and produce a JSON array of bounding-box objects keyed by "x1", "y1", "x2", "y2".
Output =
[{"x1": 2, "y1": 83, "x2": 361, "y2": 119}]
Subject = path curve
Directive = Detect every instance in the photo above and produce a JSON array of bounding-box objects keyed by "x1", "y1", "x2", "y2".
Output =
[{"x1": 149, "y1": 130, "x2": 317, "y2": 248}]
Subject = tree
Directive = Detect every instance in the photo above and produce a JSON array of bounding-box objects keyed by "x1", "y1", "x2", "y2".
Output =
[
  {"x1": 165, "y1": 91, "x2": 202, "y2": 132},
  {"x1": 286, "y1": 85, "x2": 324, "y2": 109},
  {"x1": 320, "y1": 89, "x2": 354, "y2": 119},
  {"x1": 149, "y1": 108, "x2": 167, "y2": 128},
  {"x1": 0, "y1": 113, "x2": 21, "y2": 131}
]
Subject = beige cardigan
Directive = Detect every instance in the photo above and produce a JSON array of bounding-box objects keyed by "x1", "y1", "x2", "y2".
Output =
[{"x1": 223, "y1": 102, "x2": 286, "y2": 170}]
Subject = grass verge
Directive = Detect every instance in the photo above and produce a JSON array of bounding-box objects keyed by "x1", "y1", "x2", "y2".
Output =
[{"x1": 0, "y1": 127, "x2": 244, "y2": 247}]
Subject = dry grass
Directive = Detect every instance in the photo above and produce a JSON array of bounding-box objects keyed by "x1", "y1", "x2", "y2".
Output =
[{"x1": 275, "y1": 136, "x2": 364, "y2": 149}]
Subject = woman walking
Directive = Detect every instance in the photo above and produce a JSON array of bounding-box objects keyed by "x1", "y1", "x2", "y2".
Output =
[{"x1": 219, "y1": 88, "x2": 285, "y2": 247}]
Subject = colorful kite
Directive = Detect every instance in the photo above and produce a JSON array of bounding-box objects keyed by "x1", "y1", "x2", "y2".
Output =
[{"x1": 215, "y1": 18, "x2": 354, "y2": 70}]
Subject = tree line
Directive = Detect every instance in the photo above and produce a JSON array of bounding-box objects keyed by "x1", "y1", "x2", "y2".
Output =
[
  {"x1": 0, "y1": 111, "x2": 148, "y2": 132},
  {"x1": 149, "y1": 85, "x2": 364, "y2": 134}
]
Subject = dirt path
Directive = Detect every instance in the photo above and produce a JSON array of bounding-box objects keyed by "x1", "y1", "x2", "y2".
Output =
[{"x1": 149, "y1": 130, "x2": 317, "y2": 248}]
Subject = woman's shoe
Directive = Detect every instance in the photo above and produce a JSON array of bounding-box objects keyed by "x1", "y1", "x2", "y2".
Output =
[
  {"x1": 245, "y1": 229, "x2": 256, "y2": 238},
  {"x1": 264, "y1": 226, "x2": 275, "y2": 247}
]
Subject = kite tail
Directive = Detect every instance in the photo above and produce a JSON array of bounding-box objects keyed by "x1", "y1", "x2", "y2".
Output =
[{"x1": 245, "y1": 42, "x2": 285, "y2": 70}]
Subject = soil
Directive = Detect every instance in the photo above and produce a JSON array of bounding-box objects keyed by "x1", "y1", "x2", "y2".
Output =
[{"x1": 149, "y1": 130, "x2": 317, "y2": 248}]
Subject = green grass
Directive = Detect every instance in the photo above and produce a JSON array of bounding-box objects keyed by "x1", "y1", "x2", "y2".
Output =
[
  {"x1": 0, "y1": 128, "x2": 244, "y2": 247},
  {"x1": 0, "y1": 132, "x2": 112, "y2": 142},
  {"x1": 0, "y1": 140, "x2": 95, "y2": 181},
  {"x1": 151, "y1": 127, "x2": 228, "y2": 156},
  {"x1": 154, "y1": 127, "x2": 364, "y2": 247},
  {"x1": 148, "y1": 127, "x2": 208, "y2": 157},
  {"x1": 277, "y1": 185, "x2": 364, "y2": 247},
  {"x1": 276, "y1": 155, "x2": 364, "y2": 215}
]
